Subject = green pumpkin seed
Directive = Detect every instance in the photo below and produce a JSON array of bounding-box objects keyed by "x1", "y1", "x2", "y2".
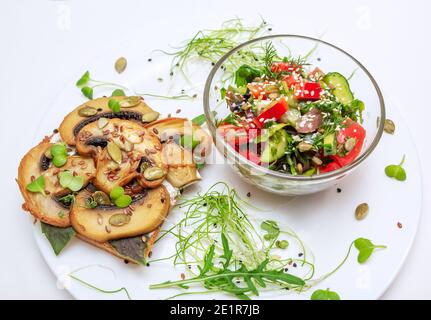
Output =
[
  {"x1": 297, "y1": 141, "x2": 313, "y2": 152},
  {"x1": 107, "y1": 141, "x2": 122, "y2": 164},
  {"x1": 140, "y1": 161, "x2": 151, "y2": 173},
  {"x1": 355, "y1": 203, "x2": 369, "y2": 220},
  {"x1": 344, "y1": 138, "x2": 357, "y2": 152},
  {"x1": 384, "y1": 119, "x2": 395, "y2": 134},
  {"x1": 109, "y1": 213, "x2": 131, "y2": 227},
  {"x1": 78, "y1": 106, "x2": 98, "y2": 117},
  {"x1": 92, "y1": 191, "x2": 111, "y2": 205},
  {"x1": 119, "y1": 96, "x2": 141, "y2": 108},
  {"x1": 114, "y1": 57, "x2": 127, "y2": 74},
  {"x1": 142, "y1": 111, "x2": 160, "y2": 123},
  {"x1": 98, "y1": 117, "x2": 109, "y2": 129},
  {"x1": 143, "y1": 166, "x2": 164, "y2": 181}
]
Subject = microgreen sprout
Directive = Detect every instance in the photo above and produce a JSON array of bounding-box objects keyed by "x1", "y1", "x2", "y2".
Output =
[
  {"x1": 310, "y1": 288, "x2": 341, "y2": 300},
  {"x1": 26, "y1": 175, "x2": 46, "y2": 196},
  {"x1": 353, "y1": 238, "x2": 387, "y2": 264},
  {"x1": 58, "y1": 171, "x2": 84, "y2": 192},
  {"x1": 75, "y1": 70, "x2": 128, "y2": 100},
  {"x1": 385, "y1": 155, "x2": 407, "y2": 181},
  {"x1": 109, "y1": 186, "x2": 132, "y2": 208}
]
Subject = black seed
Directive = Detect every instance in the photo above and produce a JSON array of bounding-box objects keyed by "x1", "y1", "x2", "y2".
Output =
[
  {"x1": 170, "y1": 71, "x2": 174, "y2": 76},
  {"x1": 148, "y1": 58, "x2": 152, "y2": 62},
  {"x1": 246, "y1": 192, "x2": 251, "y2": 197},
  {"x1": 124, "y1": 259, "x2": 129, "y2": 264},
  {"x1": 298, "y1": 253, "x2": 303, "y2": 257},
  {"x1": 317, "y1": 57, "x2": 321, "y2": 61},
  {"x1": 268, "y1": 28, "x2": 272, "y2": 31},
  {"x1": 293, "y1": 263, "x2": 297, "y2": 268},
  {"x1": 211, "y1": 62, "x2": 215, "y2": 66},
  {"x1": 146, "y1": 263, "x2": 150, "y2": 267},
  {"x1": 53, "y1": 128, "x2": 59, "y2": 134},
  {"x1": 284, "y1": 268, "x2": 288, "y2": 272},
  {"x1": 337, "y1": 188, "x2": 342, "y2": 193}
]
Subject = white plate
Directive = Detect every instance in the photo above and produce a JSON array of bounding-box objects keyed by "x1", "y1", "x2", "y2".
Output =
[{"x1": 31, "y1": 44, "x2": 422, "y2": 300}]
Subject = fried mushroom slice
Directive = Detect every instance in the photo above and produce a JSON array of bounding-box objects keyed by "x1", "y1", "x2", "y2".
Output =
[
  {"x1": 59, "y1": 96, "x2": 155, "y2": 146},
  {"x1": 75, "y1": 118, "x2": 167, "y2": 193},
  {"x1": 17, "y1": 140, "x2": 96, "y2": 227},
  {"x1": 76, "y1": 228, "x2": 160, "y2": 265},
  {"x1": 162, "y1": 140, "x2": 201, "y2": 188},
  {"x1": 70, "y1": 185, "x2": 170, "y2": 242},
  {"x1": 145, "y1": 118, "x2": 211, "y2": 188}
]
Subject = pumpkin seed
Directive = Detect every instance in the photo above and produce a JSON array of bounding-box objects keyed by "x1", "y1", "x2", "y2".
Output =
[
  {"x1": 109, "y1": 213, "x2": 131, "y2": 227},
  {"x1": 92, "y1": 191, "x2": 111, "y2": 205},
  {"x1": 355, "y1": 203, "x2": 369, "y2": 220},
  {"x1": 344, "y1": 138, "x2": 357, "y2": 152},
  {"x1": 140, "y1": 161, "x2": 151, "y2": 173},
  {"x1": 384, "y1": 119, "x2": 395, "y2": 134},
  {"x1": 311, "y1": 156, "x2": 322, "y2": 166},
  {"x1": 143, "y1": 166, "x2": 165, "y2": 181},
  {"x1": 114, "y1": 57, "x2": 127, "y2": 74},
  {"x1": 78, "y1": 106, "x2": 98, "y2": 117},
  {"x1": 119, "y1": 96, "x2": 141, "y2": 108},
  {"x1": 98, "y1": 117, "x2": 109, "y2": 129},
  {"x1": 142, "y1": 111, "x2": 160, "y2": 123},
  {"x1": 107, "y1": 141, "x2": 122, "y2": 164},
  {"x1": 298, "y1": 141, "x2": 313, "y2": 152},
  {"x1": 120, "y1": 140, "x2": 134, "y2": 152},
  {"x1": 44, "y1": 149, "x2": 53, "y2": 159},
  {"x1": 268, "y1": 92, "x2": 280, "y2": 100}
]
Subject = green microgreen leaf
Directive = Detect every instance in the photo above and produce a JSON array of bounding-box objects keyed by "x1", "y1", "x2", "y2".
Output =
[
  {"x1": 81, "y1": 86, "x2": 94, "y2": 99},
  {"x1": 354, "y1": 238, "x2": 387, "y2": 264},
  {"x1": 58, "y1": 194, "x2": 75, "y2": 206},
  {"x1": 108, "y1": 98, "x2": 121, "y2": 113},
  {"x1": 41, "y1": 222, "x2": 76, "y2": 255},
  {"x1": 191, "y1": 113, "x2": 207, "y2": 126},
  {"x1": 111, "y1": 89, "x2": 126, "y2": 97},
  {"x1": 114, "y1": 194, "x2": 132, "y2": 208},
  {"x1": 110, "y1": 186, "x2": 124, "y2": 200},
  {"x1": 26, "y1": 175, "x2": 46, "y2": 196},
  {"x1": 58, "y1": 171, "x2": 84, "y2": 192},
  {"x1": 385, "y1": 155, "x2": 407, "y2": 181},
  {"x1": 311, "y1": 289, "x2": 341, "y2": 300},
  {"x1": 275, "y1": 240, "x2": 289, "y2": 249},
  {"x1": 76, "y1": 71, "x2": 90, "y2": 87},
  {"x1": 179, "y1": 134, "x2": 200, "y2": 150},
  {"x1": 261, "y1": 220, "x2": 280, "y2": 241}
]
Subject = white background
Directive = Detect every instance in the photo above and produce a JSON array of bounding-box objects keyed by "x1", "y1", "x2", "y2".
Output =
[{"x1": 0, "y1": 0, "x2": 430, "y2": 299}]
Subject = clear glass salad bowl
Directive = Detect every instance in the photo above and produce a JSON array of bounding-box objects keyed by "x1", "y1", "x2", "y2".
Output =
[{"x1": 203, "y1": 35, "x2": 385, "y2": 195}]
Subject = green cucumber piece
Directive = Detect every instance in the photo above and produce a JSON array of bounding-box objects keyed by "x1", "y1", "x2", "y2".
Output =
[
  {"x1": 281, "y1": 81, "x2": 298, "y2": 108},
  {"x1": 323, "y1": 72, "x2": 354, "y2": 104},
  {"x1": 261, "y1": 130, "x2": 288, "y2": 163},
  {"x1": 323, "y1": 133, "x2": 336, "y2": 156}
]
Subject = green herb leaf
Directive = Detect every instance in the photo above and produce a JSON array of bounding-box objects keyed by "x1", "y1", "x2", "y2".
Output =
[
  {"x1": 191, "y1": 114, "x2": 207, "y2": 126},
  {"x1": 261, "y1": 220, "x2": 280, "y2": 241},
  {"x1": 76, "y1": 71, "x2": 90, "y2": 87},
  {"x1": 58, "y1": 171, "x2": 84, "y2": 192},
  {"x1": 234, "y1": 64, "x2": 263, "y2": 87},
  {"x1": 58, "y1": 194, "x2": 75, "y2": 206},
  {"x1": 220, "y1": 87, "x2": 227, "y2": 99},
  {"x1": 26, "y1": 175, "x2": 46, "y2": 195},
  {"x1": 221, "y1": 232, "x2": 233, "y2": 267},
  {"x1": 275, "y1": 240, "x2": 289, "y2": 249},
  {"x1": 199, "y1": 244, "x2": 215, "y2": 276},
  {"x1": 354, "y1": 238, "x2": 387, "y2": 264},
  {"x1": 108, "y1": 98, "x2": 121, "y2": 113},
  {"x1": 385, "y1": 155, "x2": 407, "y2": 181},
  {"x1": 111, "y1": 89, "x2": 126, "y2": 97},
  {"x1": 41, "y1": 222, "x2": 76, "y2": 255},
  {"x1": 114, "y1": 194, "x2": 132, "y2": 208},
  {"x1": 81, "y1": 86, "x2": 93, "y2": 99},
  {"x1": 110, "y1": 186, "x2": 124, "y2": 200},
  {"x1": 311, "y1": 289, "x2": 341, "y2": 300}
]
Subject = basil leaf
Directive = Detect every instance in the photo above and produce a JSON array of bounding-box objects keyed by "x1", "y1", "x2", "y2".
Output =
[{"x1": 41, "y1": 222, "x2": 76, "y2": 255}]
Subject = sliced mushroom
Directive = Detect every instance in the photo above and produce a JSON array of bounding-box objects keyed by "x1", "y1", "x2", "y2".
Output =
[
  {"x1": 162, "y1": 141, "x2": 201, "y2": 188},
  {"x1": 70, "y1": 185, "x2": 170, "y2": 242},
  {"x1": 59, "y1": 96, "x2": 154, "y2": 146},
  {"x1": 145, "y1": 118, "x2": 210, "y2": 188},
  {"x1": 75, "y1": 118, "x2": 167, "y2": 193},
  {"x1": 17, "y1": 140, "x2": 96, "y2": 227}
]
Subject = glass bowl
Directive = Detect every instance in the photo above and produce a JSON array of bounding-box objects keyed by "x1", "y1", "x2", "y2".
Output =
[{"x1": 203, "y1": 35, "x2": 385, "y2": 195}]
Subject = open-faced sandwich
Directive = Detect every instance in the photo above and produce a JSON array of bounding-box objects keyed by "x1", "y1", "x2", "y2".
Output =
[{"x1": 17, "y1": 96, "x2": 210, "y2": 264}]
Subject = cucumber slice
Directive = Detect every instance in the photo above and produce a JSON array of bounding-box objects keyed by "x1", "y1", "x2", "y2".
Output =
[
  {"x1": 323, "y1": 72, "x2": 354, "y2": 104},
  {"x1": 323, "y1": 133, "x2": 336, "y2": 156},
  {"x1": 261, "y1": 130, "x2": 288, "y2": 163}
]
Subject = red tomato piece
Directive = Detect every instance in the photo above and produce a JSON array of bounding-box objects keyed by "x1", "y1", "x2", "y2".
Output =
[
  {"x1": 295, "y1": 82, "x2": 322, "y2": 101},
  {"x1": 331, "y1": 120, "x2": 366, "y2": 167}
]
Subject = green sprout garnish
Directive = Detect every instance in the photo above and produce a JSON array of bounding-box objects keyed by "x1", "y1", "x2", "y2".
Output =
[
  {"x1": 310, "y1": 288, "x2": 341, "y2": 300},
  {"x1": 109, "y1": 186, "x2": 132, "y2": 208},
  {"x1": 111, "y1": 89, "x2": 126, "y2": 97},
  {"x1": 354, "y1": 238, "x2": 387, "y2": 264},
  {"x1": 108, "y1": 98, "x2": 121, "y2": 113},
  {"x1": 58, "y1": 171, "x2": 84, "y2": 192},
  {"x1": 385, "y1": 155, "x2": 407, "y2": 181},
  {"x1": 50, "y1": 143, "x2": 68, "y2": 168},
  {"x1": 26, "y1": 175, "x2": 46, "y2": 196}
]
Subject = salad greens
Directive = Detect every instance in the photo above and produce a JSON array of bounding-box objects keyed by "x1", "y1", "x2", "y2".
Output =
[
  {"x1": 310, "y1": 288, "x2": 341, "y2": 300},
  {"x1": 217, "y1": 42, "x2": 366, "y2": 176},
  {"x1": 26, "y1": 175, "x2": 46, "y2": 196}
]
